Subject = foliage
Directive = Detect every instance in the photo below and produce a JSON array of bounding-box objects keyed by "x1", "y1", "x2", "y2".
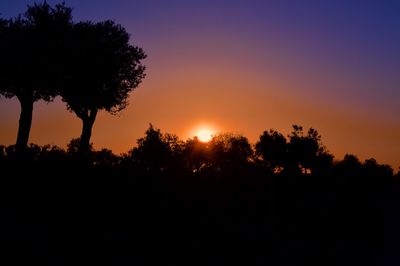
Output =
[
  {"x1": 287, "y1": 125, "x2": 333, "y2": 174},
  {"x1": 67, "y1": 138, "x2": 93, "y2": 154},
  {"x1": 209, "y1": 133, "x2": 253, "y2": 171},
  {"x1": 0, "y1": 2, "x2": 72, "y2": 101},
  {"x1": 60, "y1": 19, "x2": 146, "y2": 152},
  {"x1": 127, "y1": 124, "x2": 184, "y2": 173},
  {"x1": 255, "y1": 129, "x2": 287, "y2": 172},
  {"x1": 0, "y1": 2, "x2": 72, "y2": 150},
  {"x1": 0, "y1": 2, "x2": 146, "y2": 152},
  {"x1": 61, "y1": 20, "x2": 146, "y2": 115},
  {"x1": 0, "y1": 124, "x2": 397, "y2": 264}
]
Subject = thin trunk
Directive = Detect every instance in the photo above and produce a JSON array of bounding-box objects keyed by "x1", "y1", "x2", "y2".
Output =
[
  {"x1": 16, "y1": 96, "x2": 34, "y2": 152},
  {"x1": 79, "y1": 109, "x2": 97, "y2": 153}
]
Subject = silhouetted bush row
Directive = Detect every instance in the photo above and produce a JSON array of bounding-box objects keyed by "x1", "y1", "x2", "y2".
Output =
[
  {"x1": 1, "y1": 124, "x2": 399, "y2": 265},
  {"x1": 1, "y1": 124, "x2": 396, "y2": 179}
]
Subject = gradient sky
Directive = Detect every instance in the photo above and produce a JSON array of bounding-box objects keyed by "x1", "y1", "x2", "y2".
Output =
[{"x1": 0, "y1": 0, "x2": 399, "y2": 168}]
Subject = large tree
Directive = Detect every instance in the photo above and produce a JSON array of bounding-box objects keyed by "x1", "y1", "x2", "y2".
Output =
[
  {"x1": 62, "y1": 20, "x2": 146, "y2": 152},
  {"x1": 0, "y1": 2, "x2": 72, "y2": 152}
]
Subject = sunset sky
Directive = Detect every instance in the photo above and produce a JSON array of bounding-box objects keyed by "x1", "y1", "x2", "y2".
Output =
[{"x1": 0, "y1": 0, "x2": 399, "y2": 168}]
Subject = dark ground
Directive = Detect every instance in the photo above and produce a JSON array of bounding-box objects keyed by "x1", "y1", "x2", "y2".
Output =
[{"x1": 1, "y1": 164, "x2": 400, "y2": 266}]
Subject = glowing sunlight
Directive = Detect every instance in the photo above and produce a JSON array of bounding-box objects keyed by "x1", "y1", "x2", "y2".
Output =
[{"x1": 196, "y1": 128, "x2": 215, "y2": 142}]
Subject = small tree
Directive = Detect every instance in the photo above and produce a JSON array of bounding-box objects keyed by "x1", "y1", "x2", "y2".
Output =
[
  {"x1": 61, "y1": 20, "x2": 146, "y2": 152},
  {"x1": 362, "y1": 158, "x2": 393, "y2": 179},
  {"x1": 209, "y1": 133, "x2": 253, "y2": 170},
  {"x1": 0, "y1": 3, "x2": 72, "y2": 152},
  {"x1": 131, "y1": 125, "x2": 170, "y2": 172},
  {"x1": 334, "y1": 154, "x2": 362, "y2": 177},
  {"x1": 287, "y1": 125, "x2": 332, "y2": 174},
  {"x1": 128, "y1": 124, "x2": 183, "y2": 173},
  {"x1": 255, "y1": 129, "x2": 287, "y2": 172},
  {"x1": 183, "y1": 137, "x2": 209, "y2": 173}
]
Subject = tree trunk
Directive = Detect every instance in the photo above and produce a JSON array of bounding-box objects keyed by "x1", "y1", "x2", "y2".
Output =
[
  {"x1": 16, "y1": 96, "x2": 34, "y2": 152},
  {"x1": 79, "y1": 109, "x2": 97, "y2": 153}
]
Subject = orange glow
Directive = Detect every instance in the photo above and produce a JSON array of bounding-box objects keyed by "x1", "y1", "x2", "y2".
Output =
[
  {"x1": 188, "y1": 123, "x2": 218, "y2": 142},
  {"x1": 196, "y1": 128, "x2": 214, "y2": 142},
  {"x1": 0, "y1": 20, "x2": 399, "y2": 168}
]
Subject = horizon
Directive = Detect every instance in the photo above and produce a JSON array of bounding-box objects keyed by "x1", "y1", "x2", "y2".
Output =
[{"x1": 0, "y1": 0, "x2": 399, "y2": 168}]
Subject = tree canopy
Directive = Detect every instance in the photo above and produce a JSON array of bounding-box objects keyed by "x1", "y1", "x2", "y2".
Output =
[
  {"x1": 0, "y1": 2, "x2": 72, "y2": 101},
  {"x1": 62, "y1": 20, "x2": 146, "y2": 115},
  {"x1": 61, "y1": 20, "x2": 146, "y2": 152},
  {"x1": 256, "y1": 129, "x2": 287, "y2": 172},
  {"x1": 0, "y1": 2, "x2": 146, "y2": 153},
  {"x1": 0, "y1": 2, "x2": 72, "y2": 151}
]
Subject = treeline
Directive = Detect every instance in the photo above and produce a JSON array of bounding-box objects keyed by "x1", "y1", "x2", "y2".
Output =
[
  {"x1": 2, "y1": 124, "x2": 400, "y2": 265},
  {"x1": 1, "y1": 124, "x2": 397, "y2": 179}
]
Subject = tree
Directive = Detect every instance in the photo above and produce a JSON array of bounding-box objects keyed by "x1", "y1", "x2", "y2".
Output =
[
  {"x1": 362, "y1": 158, "x2": 393, "y2": 179},
  {"x1": 61, "y1": 20, "x2": 146, "y2": 152},
  {"x1": 333, "y1": 154, "x2": 362, "y2": 178},
  {"x1": 255, "y1": 129, "x2": 287, "y2": 173},
  {"x1": 93, "y1": 148, "x2": 120, "y2": 169},
  {"x1": 67, "y1": 138, "x2": 93, "y2": 154},
  {"x1": 130, "y1": 125, "x2": 170, "y2": 172},
  {"x1": 209, "y1": 133, "x2": 253, "y2": 171},
  {"x1": 287, "y1": 125, "x2": 333, "y2": 174},
  {"x1": 183, "y1": 137, "x2": 209, "y2": 173},
  {"x1": 128, "y1": 124, "x2": 183, "y2": 173},
  {"x1": 0, "y1": 3, "x2": 72, "y2": 152}
]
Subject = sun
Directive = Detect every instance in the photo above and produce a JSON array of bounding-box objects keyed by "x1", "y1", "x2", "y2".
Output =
[
  {"x1": 196, "y1": 128, "x2": 214, "y2": 142},
  {"x1": 189, "y1": 123, "x2": 218, "y2": 143}
]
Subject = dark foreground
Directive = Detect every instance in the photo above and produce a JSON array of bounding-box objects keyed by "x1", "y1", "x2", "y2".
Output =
[{"x1": 1, "y1": 164, "x2": 400, "y2": 266}]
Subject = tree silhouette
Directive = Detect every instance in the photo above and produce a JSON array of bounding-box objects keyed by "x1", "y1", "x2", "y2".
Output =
[
  {"x1": 128, "y1": 124, "x2": 184, "y2": 173},
  {"x1": 0, "y1": 2, "x2": 72, "y2": 152},
  {"x1": 129, "y1": 125, "x2": 171, "y2": 173},
  {"x1": 255, "y1": 129, "x2": 287, "y2": 173},
  {"x1": 0, "y1": 120, "x2": 397, "y2": 264},
  {"x1": 67, "y1": 137, "x2": 93, "y2": 154},
  {"x1": 362, "y1": 158, "x2": 393, "y2": 179},
  {"x1": 333, "y1": 154, "x2": 363, "y2": 178},
  {"x1": 209, "y1": 133, "x2": 253, "y2": 171},
  {"x1": 287, "y1": 125, "x2": 332, "y2": 174},
  {"x1": 93, "y1": 148, "x2": 120, "y2": 169},
  {"x1": 183, "y1": 137, "x2": 209, "y2": 173},
  {"x1": 61, "y1": 20, "x2": 146, "y2": 152}
]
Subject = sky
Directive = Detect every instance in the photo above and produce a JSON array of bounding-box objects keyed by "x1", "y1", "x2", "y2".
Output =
[{"x1": 0, "y1": 0, "x2": 399, "y2": 168}]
